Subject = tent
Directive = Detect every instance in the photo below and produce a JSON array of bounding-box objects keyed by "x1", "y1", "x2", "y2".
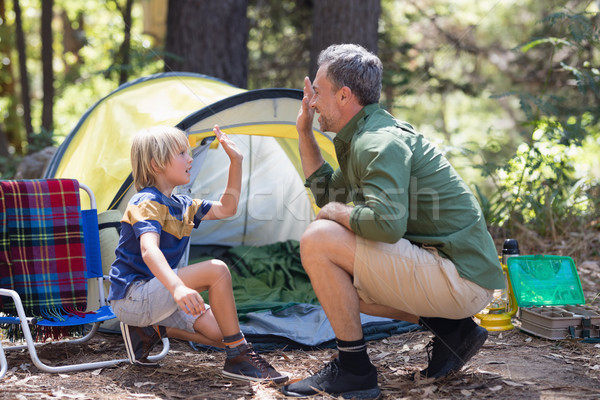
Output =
[
  {"x1": 45, "y1": 72, "x2": 419, "y2": 348},
  {"x1": 45, "y1": 72, "x2": 244, "y2": 212},
  {"x1": 45, "y1": 72, "x2": 339, "y2": 246}
]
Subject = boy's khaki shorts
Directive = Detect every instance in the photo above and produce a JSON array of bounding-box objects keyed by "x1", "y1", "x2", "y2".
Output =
[
  {"x1": 354, "y1": 237, "x2": 493, "y2": 319},
  {"x1": 110, "y1": 268, "x2": 205, "y2": 333}
]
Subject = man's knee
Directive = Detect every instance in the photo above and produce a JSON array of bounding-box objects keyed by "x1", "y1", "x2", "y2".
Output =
[
  {"x1": 300, "y1": 219, "x2": 337, "y2": 253},
  {"x1": 300, "y1": 219, "x2": 357, "y2": 274}
]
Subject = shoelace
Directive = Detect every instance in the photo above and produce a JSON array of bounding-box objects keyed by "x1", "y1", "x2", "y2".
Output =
[
  {"x1": 246, "y1": 347, "x2": 275, "y2": 372},
  {"x1": 425, "y1": 337, "x2": 435, "y2": 364},
  {"x1": 311, "y1": 359, "x2": 340, "y2": 381}
]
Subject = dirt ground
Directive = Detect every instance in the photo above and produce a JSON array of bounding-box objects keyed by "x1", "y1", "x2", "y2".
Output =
[
  {"x1": 2, "y1": 238, "x2": 600, "y2": 399},
  {"x1": 2, "y1": 325, "x2": 600, "y2": 400}
]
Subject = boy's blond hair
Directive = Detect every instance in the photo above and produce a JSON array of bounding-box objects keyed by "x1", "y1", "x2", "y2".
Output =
[{"x1": 131, "y1": 126, "x2": 190, "y2": 191}]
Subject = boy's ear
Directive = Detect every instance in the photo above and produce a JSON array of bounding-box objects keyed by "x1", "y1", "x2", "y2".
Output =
[{"x1": 151, "y1": 159, "x2": 161, "y2": 173}]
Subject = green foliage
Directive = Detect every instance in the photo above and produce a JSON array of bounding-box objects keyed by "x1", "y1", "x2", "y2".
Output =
[
  {"x1": 247, "y1": 0, "x2": 312, "y2": 89},
  {"x1": 475, "y1": 9, "x2": 599, "y2": 237},
  {"x1": 476, "y1": 136, "x2": 594, "y2": 232},
  {"x1": 3, "y1": 0, "x2": 599, "y2": 248},
  {"x1": 1, "y1": 0, "x2": 163, "y2": 155},
  {"x1": 26, "y1": 128, "x2": 55, "y2": 153},
  {"x1": 0, "y1": 156, "x2": 21, "y2": 180}
]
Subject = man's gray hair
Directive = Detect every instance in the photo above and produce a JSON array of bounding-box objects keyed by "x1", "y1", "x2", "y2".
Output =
[{"x1": 317, "y1": 44, "x2": 382, "y2": 106}]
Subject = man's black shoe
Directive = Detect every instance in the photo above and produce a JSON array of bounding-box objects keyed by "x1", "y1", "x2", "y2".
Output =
[
  {"x1": 420, "y1": 322, "x2": 488, "y2": 379},
  {"x1": 280, "y1": 358, "x2": 380, "y2": 399},
  {"x1": 419, "y1": 335, "x2": 447, "y2": 379}
]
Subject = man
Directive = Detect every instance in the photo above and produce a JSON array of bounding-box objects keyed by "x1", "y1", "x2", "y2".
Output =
[{"x1": 280, "y1": 44, "x2": 505, "y2": 399}]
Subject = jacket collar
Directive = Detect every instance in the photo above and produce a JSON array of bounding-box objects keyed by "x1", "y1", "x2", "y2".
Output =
[{"x1": 335, "y1": 103, "x2": 380, "y2": 143}]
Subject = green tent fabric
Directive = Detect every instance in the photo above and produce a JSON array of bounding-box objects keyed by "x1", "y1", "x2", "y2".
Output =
[
  {"x1": 228, "y1": 241, "x2": 318, "y2": 320},
  {"x1": 190, "y1": 240, "x2": 422, "y2": 351},
  {"x1": 195, "y1": 241, "x2": 319, "y2": 321}
]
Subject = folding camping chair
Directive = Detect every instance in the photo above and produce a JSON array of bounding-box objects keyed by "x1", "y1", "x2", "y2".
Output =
[{"x1": 0, "y1": 179, "x2": 168, "y2": 378}]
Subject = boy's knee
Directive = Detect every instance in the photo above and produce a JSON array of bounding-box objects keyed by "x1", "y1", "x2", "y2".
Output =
[{"x1": 211, "y1": 259, "x2": 231, "y2": 279}]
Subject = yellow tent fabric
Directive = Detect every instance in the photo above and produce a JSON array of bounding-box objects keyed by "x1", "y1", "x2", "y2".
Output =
[
  {"x1": 47, "y1": 73, "x2": 244, "y2": 211},
  {"x1": 188, "y1": 124, "x2": 337, "y2": 218},
  {"x1": 188, "y1": 124, "x2": 337, "y2": 166},
  {"x1": 176, "y1": 88, "x2": 338, "y2": 228},
  {"x1": 46, "y1": 74, "x2": 339, "y2": 230}
]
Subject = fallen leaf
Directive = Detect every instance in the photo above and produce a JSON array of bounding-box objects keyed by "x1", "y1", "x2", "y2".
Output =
[
  {"x1": 422, "y1": 385, "x2": 437, "y2": 396},
  {"x1": 413, "y1": 343, "x2": 426, "y2": 351},
  {"x1": 15, "y1": 376, "x2": 38, "y2": 385},
  {"x1": 134, "y1": 381, "x2": 156, "y2": 388},
  {"x1": 373, "y1": 351, "x2": 392, "y2": 360},
  {"x1": 51, "y1": 389, "x2": 87, "y2": 399},
  {"x1": 502, "y1": 380, "x2": 524, "y2": 387}
]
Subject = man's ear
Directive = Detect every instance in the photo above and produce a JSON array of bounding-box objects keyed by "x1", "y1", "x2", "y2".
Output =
[{"x1": 338, "y1": 86, "x2": 353, "y2": 105}]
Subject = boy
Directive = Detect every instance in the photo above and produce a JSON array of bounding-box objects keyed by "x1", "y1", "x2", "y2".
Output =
[{"x1": 108, "y1": 125, "x2": 287, "y2": 383}]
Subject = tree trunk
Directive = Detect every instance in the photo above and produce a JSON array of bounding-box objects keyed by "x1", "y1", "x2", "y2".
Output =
[
  {"x1": 0, "y1": 0, "x2": 21, "y2": 156},
  {"x1": 41, "y1": 0, "x2": 54, "y2": 137},
  {"x1": 117, "y1": 0, "x2": 133, "y2": 85},
  {"x1": 309, "y1": 0, "x2": 381, "y2": 79},
  {"x1": 60, "y1": 10, "x2": 85, "y2": 79},
  {"x1": 13, "y1": 0, "x2": 33, "y2": 146},
  {"x1": 165, "y1": 0, "x2": 248, "y2": 88}
]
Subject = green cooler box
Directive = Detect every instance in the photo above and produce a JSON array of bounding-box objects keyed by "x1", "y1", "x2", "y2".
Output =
[{"x1": 507, "y1": 255, "x2": 600, "y2": 340}]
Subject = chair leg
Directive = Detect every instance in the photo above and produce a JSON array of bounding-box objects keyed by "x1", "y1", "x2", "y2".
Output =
[
  {"x1": 0, "y1": 289, "x2": 133, "y2": 375},
  {"x1": 0, "y1": 340, "x2": 7, "y2": 379},
  {"x1": 0, "y1": 289, "x2": 171, "y2": 377},
  {"x1": 150, "y1": 337, "x2": 170, "y2": 362}
]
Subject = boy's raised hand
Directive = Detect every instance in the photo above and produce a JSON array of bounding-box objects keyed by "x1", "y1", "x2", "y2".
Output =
[
  {"x1": 213, "y1": 125, "x2": 243, "y2": 162},
  {"x1": 201, "y1": 125, "x2": 243, "y2": 221}
]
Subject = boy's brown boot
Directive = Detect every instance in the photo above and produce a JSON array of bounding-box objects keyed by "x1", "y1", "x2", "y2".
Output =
[
  {"x1": 223, "y1": 343, "x2": 288, "y2": 383},
  {"x1": 121, "y1": 322, "x2": 166, "y2": 367}
]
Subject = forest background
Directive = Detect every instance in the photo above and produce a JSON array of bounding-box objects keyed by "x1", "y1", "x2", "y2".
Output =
[{"x1": 0, "y1": 0, "x2": 599, "y2": 264}]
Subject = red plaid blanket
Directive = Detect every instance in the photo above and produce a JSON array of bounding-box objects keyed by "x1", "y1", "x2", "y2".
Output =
[
  {"x1": 0, "y1": 187, "x2": 9, "y2": 267},
  {"x1": 0, "y1": 179, "x2": 88, "y2": 318}
]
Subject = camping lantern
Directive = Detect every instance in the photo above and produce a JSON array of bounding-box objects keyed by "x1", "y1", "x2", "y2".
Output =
[{"x1": 475, "y1": 239, "x2": 519, "y2": 331}]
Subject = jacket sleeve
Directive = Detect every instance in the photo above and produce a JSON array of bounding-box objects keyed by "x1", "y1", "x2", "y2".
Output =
[
  {"x1": 349, "y1": 139, "x2": 412, "y2": 243},
  {"x1": 304, "y1": 162, "x2": 350, "y2": 207}
]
